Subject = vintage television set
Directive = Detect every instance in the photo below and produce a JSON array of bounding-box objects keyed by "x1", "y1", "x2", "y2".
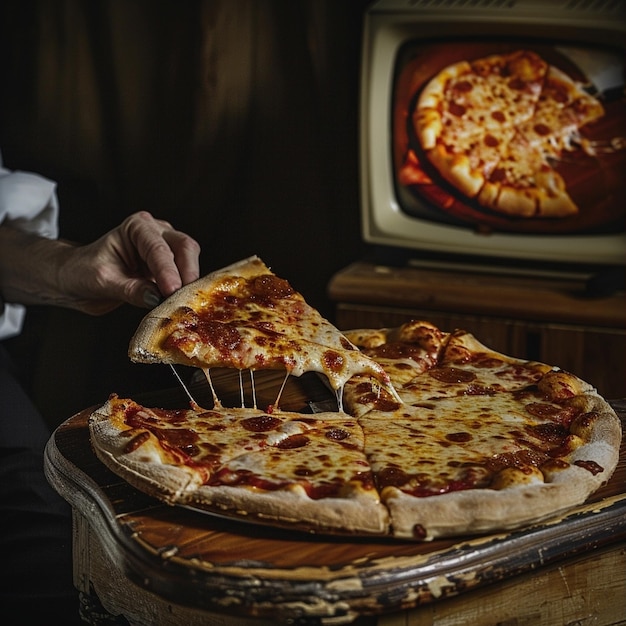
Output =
[{"x1": 359, "y1": 0, "x2": 625, "y2": 282}]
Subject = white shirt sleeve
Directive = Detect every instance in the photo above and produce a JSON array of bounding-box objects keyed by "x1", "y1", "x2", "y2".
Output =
[{"x1": 0, "y1": 152, "x2": 60, "y2": 339}]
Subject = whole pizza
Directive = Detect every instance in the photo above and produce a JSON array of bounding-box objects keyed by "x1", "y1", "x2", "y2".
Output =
[{"x1": 89, "y1": 257, "x2": 622, "y2": 540}]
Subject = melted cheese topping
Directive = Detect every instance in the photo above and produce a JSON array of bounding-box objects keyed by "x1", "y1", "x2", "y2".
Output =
[
  {"x1": 108, "y1": 396, "x2": 378, "y2": 499},
  {"x1": 209, "y1": 415, "x2": 376, "y2": 499},
  {"x1": 359, "y1": 390, "x2": 583, "y2": 497},
  {"x1": 159, "y1": 270, "x2": 389, "y2": 391},
  {"x1": 339, "y1": 323, "x2": 591, "y2": 494}
]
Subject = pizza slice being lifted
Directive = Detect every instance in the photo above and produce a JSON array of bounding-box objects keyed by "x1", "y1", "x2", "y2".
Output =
[{"x1": 128, "y1": 256, "x2": 392, "y2": 394}]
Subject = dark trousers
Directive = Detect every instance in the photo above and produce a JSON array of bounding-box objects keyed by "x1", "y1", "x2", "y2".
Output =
[{"x1": 0, "y1": 344, "x2": 81, "y2": 624}]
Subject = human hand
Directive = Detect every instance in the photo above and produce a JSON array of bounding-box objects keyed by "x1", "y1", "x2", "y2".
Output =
[
  {"x1": 0, "y1": 211, "x2": 201, "y2": 315},
  {"x1": 59, "y1": 211, "x2": 201, "y2": 314}
]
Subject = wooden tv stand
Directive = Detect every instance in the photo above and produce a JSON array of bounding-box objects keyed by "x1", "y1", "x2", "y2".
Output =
[{"x1": 328, "y1": 261, "x2": 626, "y2": 399}]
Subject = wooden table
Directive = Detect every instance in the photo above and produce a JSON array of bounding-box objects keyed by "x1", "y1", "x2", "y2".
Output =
[{"x1": 44, "y1": 369, "x2": 626, "y2": 626}]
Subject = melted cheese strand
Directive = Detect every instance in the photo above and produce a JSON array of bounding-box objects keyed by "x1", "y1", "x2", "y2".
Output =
[
  {"x1": 201, "y1": 368, "x2": 222, "y2": 408},
  {"x1": 580, "y1": 135, "x2": 626, "y2": 156},
  {"x1": 169, "y1": 364, "x2": 199, "y2": 408},
  {"x1": 386, "y1": 380, "x2": 402, "y2": 403},
  {"x1": 237, "y1": 370, "x2": 258, "y2": 408},
  {"x1": 336, "y1": 386, "x2": 344, "y2": 413},
  {"x1": 274, "y1": 372, "x2": 289, "y2": 409},
  {"x1": 239, "y1": 369, "x2": 245, "y2": 407},
  {"x1": 249, "y1": 370, "x2": 257, "y2": 408}
]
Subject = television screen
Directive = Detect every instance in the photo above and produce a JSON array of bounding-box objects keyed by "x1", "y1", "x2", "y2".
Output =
[
  {"x1": 392, "y1": 40, "x2": 625, "y2": 237},
  {"x1": 360, "y1": 0, "x2": 626, "y2": 269}
]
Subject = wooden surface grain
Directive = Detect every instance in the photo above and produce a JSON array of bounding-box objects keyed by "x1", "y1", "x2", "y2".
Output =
[{"x1": 327, "y1": 262, "x2": 626, "y2": 327}]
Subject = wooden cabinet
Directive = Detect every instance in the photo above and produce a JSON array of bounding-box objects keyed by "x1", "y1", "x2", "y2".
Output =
[{"x1": 328, "y1": 262, "x2": 626, "y2": 399}]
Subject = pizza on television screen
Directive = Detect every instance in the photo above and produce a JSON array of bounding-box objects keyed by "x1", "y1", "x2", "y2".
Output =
[{"x1": 394, "y1": 43, "x2": 626, "y2": 234}]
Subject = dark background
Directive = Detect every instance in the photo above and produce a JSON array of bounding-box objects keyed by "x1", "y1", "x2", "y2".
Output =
[{"x1": 0, "y1": 0, "x2": 372, "y2": 426}]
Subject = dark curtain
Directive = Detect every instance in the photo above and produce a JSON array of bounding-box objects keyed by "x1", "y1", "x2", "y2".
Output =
[{"x1": 0, "y1": 0, "x2": 371, "y2": 425}]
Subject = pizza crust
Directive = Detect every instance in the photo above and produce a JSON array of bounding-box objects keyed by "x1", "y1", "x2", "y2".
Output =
[
  {"x1": 477, "y1": 170, "x2": 578, "y2": 218},
  {"x1": 425, "y1": 143, "x2": 485, "y2": 198},
  {"x1": 186, "y1": 485, "x2": 390, "y2": 535},
  {"x1": 384, "y1": 481, "x2": 585, "y2": 540},
  {"x1": 127, "y1": 315, "x2": 178, "y2": 364},
  {"x1": 89, "y1": 400, "x2": 206, "y2": 503}
]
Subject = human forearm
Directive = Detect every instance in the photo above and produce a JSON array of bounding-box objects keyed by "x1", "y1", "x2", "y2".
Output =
[{"x1": 0, "y1": 225, "x2": 80, "y2": 309}]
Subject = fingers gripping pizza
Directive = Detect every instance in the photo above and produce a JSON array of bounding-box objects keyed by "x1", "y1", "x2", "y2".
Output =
[{"x1": 90, "y1": 260, "x2": 622, "y2": 541}]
